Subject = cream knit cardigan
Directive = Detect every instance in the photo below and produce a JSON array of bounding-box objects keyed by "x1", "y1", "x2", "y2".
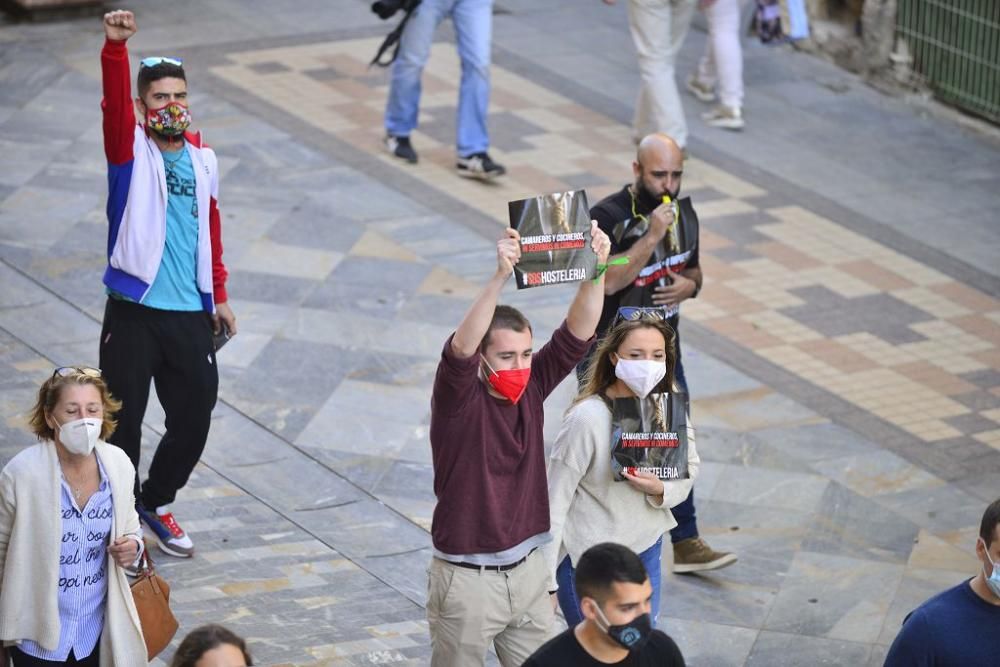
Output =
[
  {"x1": 0, "y1": 441, "x2": 148, "y2": 667},
  {"x1": 542, "y1": 395, "x2": 700, "y2": 590}
]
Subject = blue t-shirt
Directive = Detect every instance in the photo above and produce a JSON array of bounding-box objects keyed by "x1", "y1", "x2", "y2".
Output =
[
  {"x1": 141, "y1": 144, "x2": 202, "y2": 311},
  {"x1": 884, "y1": 579, "x2": 1000, "y2": 666}
]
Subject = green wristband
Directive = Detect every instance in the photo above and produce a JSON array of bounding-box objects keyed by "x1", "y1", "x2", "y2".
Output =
[{"x1": 593, "y1": 257, "x2": 629, "y2": 283}]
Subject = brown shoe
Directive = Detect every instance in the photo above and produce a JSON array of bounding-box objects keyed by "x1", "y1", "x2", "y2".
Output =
[{"x1": 672, "y1": 537, "x2": 737, "y2": 574}]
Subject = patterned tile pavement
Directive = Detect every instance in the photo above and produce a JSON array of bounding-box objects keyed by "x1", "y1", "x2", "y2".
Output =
[
  {"x1": 209, "y1": 37, "x2": 1000, "y2": 456},
  {"x1": 0, "y1": 3, "x2": 998, "y2": 665}
]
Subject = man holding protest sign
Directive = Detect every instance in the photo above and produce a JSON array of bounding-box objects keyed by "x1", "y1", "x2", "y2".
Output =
[
  {"x1": 590, "y1": 132, "x2": 736, "y2": 574},
  {"x1": 426, "y1": 218, "x2": 610, "y2": 666}
]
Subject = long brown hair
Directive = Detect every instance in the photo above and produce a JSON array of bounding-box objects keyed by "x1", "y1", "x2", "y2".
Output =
[{"x1": 577, "y1": 315, "x2": 677, "y2": 406}]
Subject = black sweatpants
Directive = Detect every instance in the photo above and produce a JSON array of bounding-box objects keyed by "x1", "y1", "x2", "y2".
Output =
[{"x1": 99, "y1": 297, "x2": 218, "y2": 509}]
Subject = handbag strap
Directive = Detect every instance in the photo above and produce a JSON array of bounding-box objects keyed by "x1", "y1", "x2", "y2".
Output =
[{"x1": 137, "y1": 539, "x2": 156, "y2": 576}]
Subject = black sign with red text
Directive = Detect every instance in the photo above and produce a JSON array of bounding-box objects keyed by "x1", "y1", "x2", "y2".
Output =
[
  {"x1": 508, "y1": 190, "x2": 597, "y2": 289},
  {"x1": 611, "y1": 393, "x2": 689, "y2": 481}
]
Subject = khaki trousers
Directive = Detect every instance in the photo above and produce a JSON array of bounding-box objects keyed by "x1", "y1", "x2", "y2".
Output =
[
  {"x1": 628, "y1": 0, "x2": 698, "y2": 146},
  {"x1": 427, "y1": 550, "x2": 555, "y2": 667}
]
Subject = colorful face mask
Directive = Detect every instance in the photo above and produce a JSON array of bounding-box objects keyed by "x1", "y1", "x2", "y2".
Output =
[
  {"x1": 481, "y1": 356, "x2": 531, "y2": 404},
  {"x1": 145, "y1": 101, "x2": 191, "y2": 137}
]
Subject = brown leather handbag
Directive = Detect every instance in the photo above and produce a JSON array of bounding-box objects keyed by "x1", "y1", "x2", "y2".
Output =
[{"x1": 129, "y1": 548, "x2": 179, "y2": 659}]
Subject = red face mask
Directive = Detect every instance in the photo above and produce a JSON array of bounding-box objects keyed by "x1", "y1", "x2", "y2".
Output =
[{"x1": 482, "y1": 356, "x2": 531, "y2": 404}]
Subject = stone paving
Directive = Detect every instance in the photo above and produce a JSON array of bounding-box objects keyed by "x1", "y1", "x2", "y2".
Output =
[{"x1": 0, "y1": 1, "x2": 998, "y2": 666}]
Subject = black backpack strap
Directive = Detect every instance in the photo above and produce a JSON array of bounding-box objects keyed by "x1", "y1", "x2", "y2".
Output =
[
  {"x1": 370, "y1": 0, "x2": 422, "y2": 68},
  {"x1": 591, "y1": 195, "x2": 635, "y2": 246}
]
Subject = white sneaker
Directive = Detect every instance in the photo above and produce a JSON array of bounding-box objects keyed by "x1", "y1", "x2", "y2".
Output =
[
  {"x1": 456, "y1": 152, "x2": 506, "y2": 180},
  {"x1": 138, "y1": 504, "x2": 195, "y2": 558},
  {"x1": 686, "y1": 75, "x2": 716, "y2": 103},
  {"x1": 702, "y1": 105, "x2": 744, "y2": 130}
]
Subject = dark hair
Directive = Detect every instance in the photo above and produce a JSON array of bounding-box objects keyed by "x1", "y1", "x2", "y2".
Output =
[
  {"x1": 170, "y1": 625, "x2": 252, "y2": 667},
  {"x1": 981, "y1": 498, "x2": 1000, "y2": 548},
  {"x1": 574, "y1": 542, "x2": 649, "y2": 603},
  {"x1": 481, "y1": 305, "x2": 532, "y2": 352},
  {"x1": 138, "y1": 62, "x2": 186, "y2": 98}
]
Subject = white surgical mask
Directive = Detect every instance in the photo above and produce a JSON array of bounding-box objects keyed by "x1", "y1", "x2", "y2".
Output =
[
  {"x1": 57, "y1": 417, "x2": 102, "y2": 456},
  {"x1": 981, "y1": 538, "x2": 1000, "y2": 599},
  {"x1": 614, "y1": 358, "x2": 666, "y2": 398}
]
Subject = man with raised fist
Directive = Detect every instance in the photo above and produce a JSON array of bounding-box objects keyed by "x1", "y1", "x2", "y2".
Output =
[{"x1": 99, "y1": 10, "x2": 236, "y2": 559}]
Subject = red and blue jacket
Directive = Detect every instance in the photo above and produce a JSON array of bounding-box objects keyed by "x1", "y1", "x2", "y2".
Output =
[{"x1": 101, "y1": 38, "x2": 228, "y2": 312}]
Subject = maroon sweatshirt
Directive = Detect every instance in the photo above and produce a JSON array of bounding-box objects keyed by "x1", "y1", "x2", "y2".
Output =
[{"x1": 429, "y1": 321, "x2": 593, "y2": 555}]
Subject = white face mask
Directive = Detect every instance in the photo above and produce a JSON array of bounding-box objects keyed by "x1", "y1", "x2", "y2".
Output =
[
  {"x1": 56, "y1": 417, "x2": 102, "y2": 456},
  {"x1": 981, "y1": 538, "x2": 1000, "y2": 599},
  {"x1": 614, "y1": 358, "x2": 666, "y2": 398}
]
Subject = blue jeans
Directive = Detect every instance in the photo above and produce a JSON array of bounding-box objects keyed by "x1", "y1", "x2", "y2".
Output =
[
  {"x1": 384, "y1": 0, "x2": 492, "y2": 156},
  {"x1": 556, "y1": 537, "x2": 664, "y2": 627},
  {"x1": 669, "y1": 357, "x2": 698, "y2": 543}
]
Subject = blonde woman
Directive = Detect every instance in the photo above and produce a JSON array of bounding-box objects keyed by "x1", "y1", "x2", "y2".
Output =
[
  {"x1": 0, "y1": 367, "x2": 147, "y2": 667},
  {"x1": 544, "y1": 309, "x2": 700, "y2": 627}
]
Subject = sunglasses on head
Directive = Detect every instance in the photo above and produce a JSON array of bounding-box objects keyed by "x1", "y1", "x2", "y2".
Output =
[
  {"x1": 140, "y1": 56, "x2": 183, "y2": 69},
  {"x1": 52, "y1": 366, "x2": 102, "y2": 379},
  {"x1": 613, "y1": 307, "x2": 667, "y2": 324}
]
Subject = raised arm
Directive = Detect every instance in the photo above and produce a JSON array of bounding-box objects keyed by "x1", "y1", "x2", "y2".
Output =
[
  {"x1": 565, "y1": 221, "x2": 612, "y2": 341},
  {"x1": 101, "y1": 10, "x2": 137, "y2": 165},
  {"x1": 451, "y1": 228, "x2": 521, "y2": 358}
]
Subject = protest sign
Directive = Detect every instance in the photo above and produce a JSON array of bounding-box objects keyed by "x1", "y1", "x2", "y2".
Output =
[
  {"x1": 610, "y1": 393, "x2": 689, "y2": 481},
  {"x1": 508, "y1": 189, "x2": 597, "y2": 289}
]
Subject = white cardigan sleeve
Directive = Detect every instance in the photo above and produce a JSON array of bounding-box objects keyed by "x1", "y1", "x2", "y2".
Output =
[
  {"x1": 542, "y1": 402, "x2": 601, "y2": 592},
  {"x1": 0, "y1": 469, "x2": 14, "y2": 587}
]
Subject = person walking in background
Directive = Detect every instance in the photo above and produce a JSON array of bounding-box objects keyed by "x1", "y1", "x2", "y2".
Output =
[
  {"x1": 99, "y1": 9, "x2": 236, "y2": 559},
  {"x1": 686, "y1": 0, "x2": 746, "y2": 130},
  {"x1": 383, "y1": 0, "x2": 506, "y2": 180},
  {"x1": 0, "y1": 368, "x2": 148, "y2": 666},
  {"x1": 606, "y1": 0, "x2": 698, "y2": 150}
]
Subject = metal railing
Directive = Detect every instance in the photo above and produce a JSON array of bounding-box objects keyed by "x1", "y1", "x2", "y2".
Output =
[{"x1": 896, "y1": 0, "x2": 1000, "y2": 123}]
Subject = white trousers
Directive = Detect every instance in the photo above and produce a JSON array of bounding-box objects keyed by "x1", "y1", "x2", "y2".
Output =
[
  {"x1": 628, "y1": 0, "x2": 698, "y2": 147},
  {"x1": 696, "y1": 0, "x2": 744, "y2": 109}
]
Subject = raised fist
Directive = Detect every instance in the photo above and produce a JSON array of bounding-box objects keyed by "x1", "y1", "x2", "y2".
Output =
[
  {"x1": 104, "y1": 10, "x2": 137, "y2": 42},
  {"x1": 497, "y1": 227, "x2": 521, "y2": 279}
]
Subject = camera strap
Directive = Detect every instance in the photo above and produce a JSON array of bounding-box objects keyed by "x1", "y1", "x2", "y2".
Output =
[{"x1": 370, "y1": 0, "x2": 423, "y2": 68}]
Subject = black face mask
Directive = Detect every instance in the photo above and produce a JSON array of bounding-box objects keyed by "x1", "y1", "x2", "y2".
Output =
[
  {"x1": 634, "y1": 181, "x2": 679, "y2": 214},
  {"x1": 595, "y1": 606, "x2": 654, "y2": 651}
]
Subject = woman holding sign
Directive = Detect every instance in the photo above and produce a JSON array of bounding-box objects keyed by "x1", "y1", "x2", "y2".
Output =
[
  {"x1": 543, "y1": 308, "x2": 699, "y2": 627},
  {"x1": 0, "y1": 367, "x2": 148, "y2": 666}
]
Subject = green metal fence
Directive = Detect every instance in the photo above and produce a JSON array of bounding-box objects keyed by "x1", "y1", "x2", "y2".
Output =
[{"x1": 896, "y1": 0, "x2": 1000, "y2": 123}]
